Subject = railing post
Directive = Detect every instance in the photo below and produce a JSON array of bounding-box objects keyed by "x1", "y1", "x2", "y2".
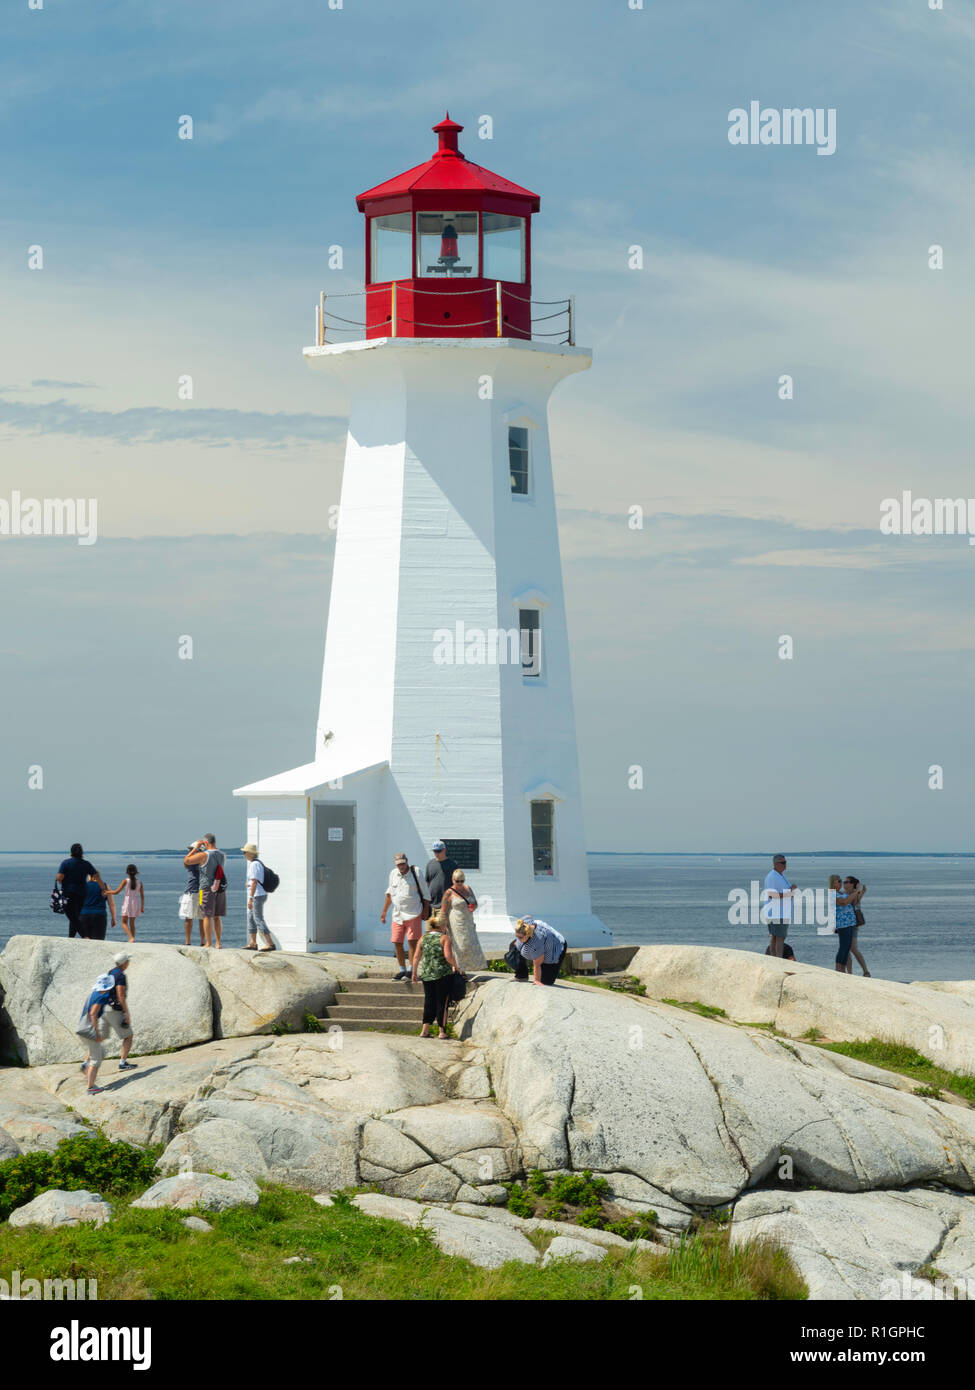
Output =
[
  {"x1": 568, "y1": 296, "x2": 575, "y2": 346},
  {"x1": 391, "y1": 282, "x2": 397, "y2": 338},
  {"x1": 320, "y1": 291, "x2": 326, "y2": 346},
  {"x1": 496, "y1": 281, "x2": 502, "y2": 337}
]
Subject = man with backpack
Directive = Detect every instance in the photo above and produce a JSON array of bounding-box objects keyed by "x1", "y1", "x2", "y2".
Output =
[
  {"x1": 241, "y1": 842, "x2": 278, "y2": 952},
  {"x1": 380, "y1": 852, "x2": 431, "y2": 980},
  {"x1": 77, "y1": 972, "x2": 115, "y2": 1095}
]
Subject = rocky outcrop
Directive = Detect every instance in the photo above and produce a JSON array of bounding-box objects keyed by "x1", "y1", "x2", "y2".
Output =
[
  {"x1": 177, "y1": 948, "x2": 338, "y2": 1038},
  {"x1": 731, "y1": 1188, "x2": 975, "y2": 1300},
  {"x1": 9, "y1": 1190, "x2": 112, "y2": 1229},
  {"x1": 455, "y1": 977, "x2": 975, "y2": 1205},
  {"x1": 132, "y1": 1173, "x2": 260, "y2": 1212},
  {"x1": 4, "y1": 958, "x2": 975, "y2": 1300},
  {"x1": 351, "y1": 1193, "x2": 538, "y2": 1269},
  {"x1": 0, "y1": 938, "x2": 212, "y2": 1064},
  {"x1": 0, "y1": 936, "x2": 394, "y2": 1065},
  {"x1": 630, "y1": 945, "x2": 975, "y2": 1074}
]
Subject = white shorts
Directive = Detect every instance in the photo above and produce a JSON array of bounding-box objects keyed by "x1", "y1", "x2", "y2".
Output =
[{"x1": 179, "y1": 891, "x2": 200, "y2": 921}]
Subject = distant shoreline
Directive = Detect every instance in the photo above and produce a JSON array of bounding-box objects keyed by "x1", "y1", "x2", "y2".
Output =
[{"x1": 2, "y1": 851, "x2": 974, "y2": 859}]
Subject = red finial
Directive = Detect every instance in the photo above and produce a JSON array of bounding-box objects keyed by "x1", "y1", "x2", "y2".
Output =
[{"x1": 433, "y1": 112, "x2": 464, "y2": 158}]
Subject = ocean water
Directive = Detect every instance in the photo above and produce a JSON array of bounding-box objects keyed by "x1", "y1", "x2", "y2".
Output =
[{"x1": 2, "y1": 853, "x2": 973, "y2": 983}]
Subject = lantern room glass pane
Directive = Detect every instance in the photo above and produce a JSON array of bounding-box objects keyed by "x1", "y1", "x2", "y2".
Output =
[
  {"x1": 416, "y1": 211, "x2": 478, "y2": 277},
  {"x1": 483, "y1": 214, "x2": 526, "y2": 283},
  {"x1": 370, "y1": 214, "x2": 411, "y2": 284}
]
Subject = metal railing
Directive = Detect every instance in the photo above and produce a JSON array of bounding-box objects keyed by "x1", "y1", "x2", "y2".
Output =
[{"x1": 313, "y1": 283, "x2": 575, "y2": 346}]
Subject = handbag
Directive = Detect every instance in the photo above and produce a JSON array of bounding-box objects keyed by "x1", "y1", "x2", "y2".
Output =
[
  {"x1": 854, "y1": 908, "x2": 865, "y2": 928},
  {"x1": 503, "y1": 940, "x2": 521, "y2": 971},
  {"x1": 447, "y1": 971, "x2": 468, "y2": 1003},
  {"x1": 410, "y1": 866, "x2": 431, "y2": 920},
  {"x1": 51, "y1": 883, "x2": 70, "y2": 915}
]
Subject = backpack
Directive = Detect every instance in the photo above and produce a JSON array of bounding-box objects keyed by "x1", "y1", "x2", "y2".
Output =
[{"x1": 257, "y1": 861, "x2": 279, "y2": 894}]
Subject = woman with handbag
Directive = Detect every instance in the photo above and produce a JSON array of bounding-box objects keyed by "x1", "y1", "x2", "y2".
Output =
[
  {"x1": 844, "y1": 876, "x2": 871, "y2": 977},
  {"x1": 440, "y1": 870, "x2": 486, "y2": 972},
  {"x1": 828, "y1": 875, "x2": 860, "y2": 973},
  {"x1": 412, "y1": 918, "x2": 458, "y2": 1039}
]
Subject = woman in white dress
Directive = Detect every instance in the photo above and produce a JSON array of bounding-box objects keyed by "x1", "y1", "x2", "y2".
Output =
[{"x1": 439, "y1": 869, "x2": 486, "y2": 972}]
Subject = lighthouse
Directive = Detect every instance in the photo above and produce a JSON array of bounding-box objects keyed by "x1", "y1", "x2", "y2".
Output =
[{"x1": 234, "y1": 115, "x2": 609, "y2": 954}]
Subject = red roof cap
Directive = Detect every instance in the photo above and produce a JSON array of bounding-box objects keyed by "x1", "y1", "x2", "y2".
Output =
[{"x1": 356, "y1": 114, "x2": 540, "y2": 210}]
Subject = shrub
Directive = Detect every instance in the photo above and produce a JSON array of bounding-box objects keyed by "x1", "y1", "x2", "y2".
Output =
[
  {"x1": 0, "y1": 1131, "x2": 161, "y2": 1222},
  {"x1": 488, "y1": 958, "x2": 513, "y2": 973},
  {"x1": 504, "y1": 1183, "x2": 535, "y2": 1219},
  {"x1": 302, "y1": 1012, "x2": 323, "y2": 1033}
]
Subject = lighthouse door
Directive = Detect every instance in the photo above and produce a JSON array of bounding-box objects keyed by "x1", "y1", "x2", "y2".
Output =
[{"x1": 312, "y1": 803, "x2": 356, "y2": 944}]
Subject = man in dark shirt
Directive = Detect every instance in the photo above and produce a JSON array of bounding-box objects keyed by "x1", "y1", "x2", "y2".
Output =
[
  {"x1": 57, "y1": 843, "x2": 106, "y2": 939},
  {"x1": 425, "y1": 840, "x2": 458, "y2": 914}
]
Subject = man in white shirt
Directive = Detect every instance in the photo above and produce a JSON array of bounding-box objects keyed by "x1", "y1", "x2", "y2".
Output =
[
  {"x1": 763, "y1": 853, "x2": 795, "y2": 958},
  {"x1": 380, "y1": 852, "x2": 430, "y2": 980},
  {"x1": 241, "y1": 842, "x2": 273, "y2": 952}
]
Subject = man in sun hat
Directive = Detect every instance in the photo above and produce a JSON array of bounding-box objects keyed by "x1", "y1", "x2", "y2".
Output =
[{"x1": 241, "y1": 842, "x2": 274, "y2": 952}]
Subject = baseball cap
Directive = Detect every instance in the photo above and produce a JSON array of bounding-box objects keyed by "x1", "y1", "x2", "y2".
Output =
[
  {"x1": 113, "y1": 951, "x2": 130, "y2": 966},
  {"x1": 394, "y1": 853, "x2": 408, "y2": 864},
  {"x1": 432, "y1": 840, "x2": 446, "y2": 852}
]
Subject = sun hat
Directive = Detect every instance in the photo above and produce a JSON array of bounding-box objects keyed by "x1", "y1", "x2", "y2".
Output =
[
  {"x1": 240, "y1": 842, "x2": 259, "y2": 854},
  {"x1": 94, "y1": 973, "x2": 114, "y2": 992}
]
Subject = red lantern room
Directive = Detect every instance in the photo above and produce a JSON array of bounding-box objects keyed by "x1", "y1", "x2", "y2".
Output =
[{"x1": 356, "y1": 114, "x2": 539, "y2": 340}]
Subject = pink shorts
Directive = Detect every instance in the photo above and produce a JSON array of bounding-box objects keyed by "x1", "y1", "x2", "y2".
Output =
[{"x1": 390, "y1": 914, "x2": 423, "y2": 944}]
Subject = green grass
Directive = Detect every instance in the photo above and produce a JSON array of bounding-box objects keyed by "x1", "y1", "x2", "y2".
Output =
[
  {"x1": 0, "y1": 1185, "x2": 806, "y2": 1300},
  {"x1": 661, "y1": 998, "x2": 728, "y2": 1020},
  {"x1": 815, "y1": 1039, "x2": 975, "y2": 1104}
]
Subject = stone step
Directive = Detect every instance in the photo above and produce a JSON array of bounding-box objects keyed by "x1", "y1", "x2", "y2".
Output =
[
  {"x1": 337, "y1": 977, "x2": 409, "y2": 992},
  {"x1": 325, "y1": 1001, "x2": 424, "y2": 1019},
  {"x1": 314, "y1": 1016, "x2": 423, "y2": 1034}
]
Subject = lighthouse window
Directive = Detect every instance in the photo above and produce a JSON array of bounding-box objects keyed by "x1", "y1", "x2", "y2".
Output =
[
  {"x1": 530, "y1": 800, "x2": 555, "y2": 878},
  {"x1": 508, "y1": 426, "x2": 530, "y2": 495},
  {"x1": 483, "y1": 214, "x2": 526, "y2": 283},
  {"x1": 416, "y1": 211, "x2": 478, "y2": 277},
  {"x1": 519, "y1": 609, "x2": 541, "y2": 678},
  {"x1": 370, "y1": 213, "x2": 412, "y2": 284}
]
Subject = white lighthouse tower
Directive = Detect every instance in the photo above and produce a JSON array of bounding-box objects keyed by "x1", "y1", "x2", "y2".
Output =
[{"x1": 235, "y1": 115, "x2": 609, "y2": 955}]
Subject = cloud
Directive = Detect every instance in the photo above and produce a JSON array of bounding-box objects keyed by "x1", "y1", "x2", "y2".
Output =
[
  {"x1": 0, "y1": 391, "x2": 345, "y2": 448},
  {"x1": 30, "y1": 380, "x2": 97, "y2": 390}
]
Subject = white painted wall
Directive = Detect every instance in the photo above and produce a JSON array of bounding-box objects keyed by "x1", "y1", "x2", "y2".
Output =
[{"x1": 300, "y1": 339, "x2": 609, "y2": 947}]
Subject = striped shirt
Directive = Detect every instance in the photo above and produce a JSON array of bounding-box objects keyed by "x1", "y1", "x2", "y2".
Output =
[{"x1": 516, "y1": 921, "x2": 566, "y2": 964}]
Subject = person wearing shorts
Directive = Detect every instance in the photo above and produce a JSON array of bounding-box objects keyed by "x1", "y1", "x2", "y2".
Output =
[
  {"x1": 185, "y1": 835, "x2": 225, "y2": 948},
  {"x1": 763, "y1": 854, "x2": 795, "y2": 957},
  {"x1": 180, "y1": 850, "x2": 204, "y2": 946},
  {"x1": 80, "y1": 974, "x2": 114, "y2": 1094},
  {"x1": 81, "y1": 952, "x2": 135, "y2": 1075},
  {"x1": 380, "y1": 852, "x2": 430, "y2": 980}
]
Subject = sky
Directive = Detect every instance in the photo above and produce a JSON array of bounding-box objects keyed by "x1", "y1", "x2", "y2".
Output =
[{"x1": 1, "y1": 0, "x2": 972, "y2": 852}]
